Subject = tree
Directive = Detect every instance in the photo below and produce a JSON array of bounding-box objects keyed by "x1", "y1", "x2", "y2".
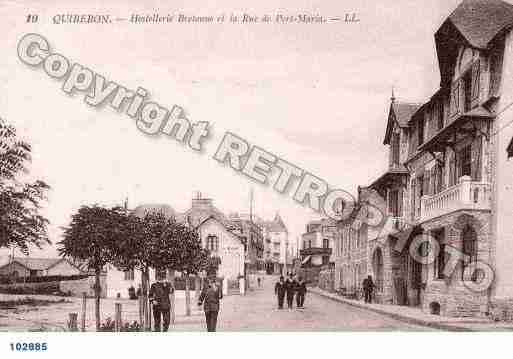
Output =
[
  {"x1": 175, "y1": 229, "x2": 219, "y2": 316},
  {"x1": 58, "y1": 205, "x2": 127, "y2": 331},
  {"x1": 0, "y1": 118, "x2": 50, "y2": 254},
  {"x1": 112, "y1": 210, "x2": 184, "y2": 329}
]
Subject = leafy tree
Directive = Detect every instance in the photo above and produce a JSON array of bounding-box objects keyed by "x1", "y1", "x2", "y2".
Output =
[
  {"x1": 112, "y1": 211, "x2": 184, "y2": 329},
  {"x1": 0, "y1": 118, "x2": 50, "y2": 254},
  {"x1": 58, "y1": 205, "x2": 127, "y2": 331}
]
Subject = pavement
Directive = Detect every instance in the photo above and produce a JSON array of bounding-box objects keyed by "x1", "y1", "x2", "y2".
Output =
[
  {"x1": 4, "y1": 275, "x2": 509, "y2": 331},
  {"x1": 309, "y1": 287, "x2": 513, "y2": 331}
]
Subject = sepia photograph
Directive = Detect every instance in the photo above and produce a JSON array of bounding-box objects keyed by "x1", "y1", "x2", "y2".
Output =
[{"x1": 1, "y1": 0, "x2": 513, "y2": 356}]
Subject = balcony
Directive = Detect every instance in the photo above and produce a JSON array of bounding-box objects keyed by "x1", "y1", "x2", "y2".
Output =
[
  {"x1": 300, "y1": 247, "x2": 332, "y2": 257},
  {"x1": 419, "y1": 176, "x2": 491, "y2": 223}
]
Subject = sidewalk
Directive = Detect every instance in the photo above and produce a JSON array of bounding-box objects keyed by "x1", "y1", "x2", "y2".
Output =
[{"x1": 309, "y1": 287, "x2": 513, "y2": 331}]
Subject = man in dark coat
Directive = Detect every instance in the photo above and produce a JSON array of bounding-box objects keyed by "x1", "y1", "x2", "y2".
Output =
[
  {"x1": 274, "y1": 276, "x2": 286, "y2": 309},
  {"x1": 295, "y1": 276, "x2": 307, "y2": 308},
  {"x1": 362, "y1": 275, "x2": 375, "y2": 304},
  {"x1": 285, "y1": 273, "x2": 297, "y2": 309},
  {"x1": 149, "y1": 278, "x2": 173, "y2": 331},
  {"x1": 198, "y1": 278, "x2": 223, "y2": 332}
]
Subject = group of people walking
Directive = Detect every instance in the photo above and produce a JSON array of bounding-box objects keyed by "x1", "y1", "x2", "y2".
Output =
[{"x1": 274, "y1": 273, "x2": 307, "y2": 309}]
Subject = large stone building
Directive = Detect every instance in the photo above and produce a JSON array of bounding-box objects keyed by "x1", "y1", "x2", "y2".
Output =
[{"x1": 337, "y1": 0, "x2": 513, "y2": 318}]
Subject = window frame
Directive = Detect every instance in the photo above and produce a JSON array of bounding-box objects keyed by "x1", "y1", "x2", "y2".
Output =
[{"x1": 124, "y1": 268, "x2": 135, "y2": 281}]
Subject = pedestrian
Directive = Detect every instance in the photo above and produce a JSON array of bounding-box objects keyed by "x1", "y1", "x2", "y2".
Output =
[
  {"x1": 257, "y1": 276, "x2": 261, "y2": 287},
  {"x1": 285, "y1": 273, "x2": 297, "y2": 309},
  {"x1": 197, "y1": 278, "x2": 223, "y2": 332},
  {"x1": 149, "y1": 277, "x2": 173, "y2": 332},
  {"x1": 274, "y1": 276, "x2": 286, "y2": 309},
  {"x1": 296, "y1": 276, "x2": 307, "y2": 308},
  {"x1": 362, "y1": 275, "x2": 375, "y2": 304}
]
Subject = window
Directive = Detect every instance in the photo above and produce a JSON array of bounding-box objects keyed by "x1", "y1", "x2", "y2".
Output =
[
  {"x1": 437, "y1": 101, "x2": 444, "y2": 130},
  {"x1": 433, "y1": 229, "x2": 446, "y2": 279},
  {"x1": 322, "y1": 238, "x2": 329, "y2": 249},
  {"x1": 418, "y1": 117, "x2": 425, "y2": 145},
  {"x1": 463, "y1": 70, "x2": 472, "y2": 112},
  {"x1": 392, "y1": 133, "x2": 400, "y2": 166},
  {"x1": 462, "y1": 225, "x2": 478, "y2": 282},
  {"x1": 458, "y1": 145, "x2": 472, "y2": 178},
  {"x1": 30, "y1": 270, "x2": 37, "y2": 277},
  {"x1": 155, "y1": 268, "x2": 167, "y2": 281},
  {"x1": 434, "y1": 163, "x2": 445, "y2": 194},
  {"x1": 358, "y1": 224, "x2": 367, "y2": 248},
  {"x1": 322, "y1": 255, "x2": 329, "y2": 265},
  {"x1": 206, "y1": 234, "x2": 219, "y2": 252},
  {"x1": 124, "y1": 269, "x2": 135, "y2": 281},
  {"x1": 388, "y1": 190, "x2": 402, "y2": 217}
]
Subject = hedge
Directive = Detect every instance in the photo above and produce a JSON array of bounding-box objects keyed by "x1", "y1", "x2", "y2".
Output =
[
  {"x1": 0, "y1": 274, "x2": 90, "y2": 285},
  {"x1": 0, "y1": 281, "x2": 69, "y2": 295}
]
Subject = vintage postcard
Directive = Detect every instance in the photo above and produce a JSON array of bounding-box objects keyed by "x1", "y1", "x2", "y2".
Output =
[{"x1": 1, "y1": 0, "x2": 513, "y2": 353}]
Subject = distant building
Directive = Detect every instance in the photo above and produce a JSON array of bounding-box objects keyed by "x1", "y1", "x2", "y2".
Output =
[
  {"x1": 260, "y1": 213, "x2": 289, "y2": 274},
  {"x1": 300, "y1": 218, "x2": 336, "y2": 268},
  {"x1": 0, "y1": 257, "x2": 83, "y2": 278},
  {"x1": 229, "y1": 213, "x2": 265, "y2": 272}
]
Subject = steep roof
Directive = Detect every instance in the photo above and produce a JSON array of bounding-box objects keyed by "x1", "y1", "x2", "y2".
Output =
[
  {"x1": 0, "y1": 257, "x2": 62, "y2": 271},
  {"x1": 446, "y1": 0, "x2": 513, "y2": 49},
  {"x1": 435, "y1": 0, "x2": 513, "y2": 84},
  {"x1": 383, "y1": 101, "x2": 422, "y2": 144},
  {"x1": 181, "y1": 203, "x2": 231, "y2": 228},
  {"x1": 195, "y1": 215, "x2": 244, "y2": 244}
]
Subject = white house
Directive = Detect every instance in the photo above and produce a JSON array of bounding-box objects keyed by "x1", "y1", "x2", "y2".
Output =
[{"x1": 106, "y1": 197, "x2": 245, "y2": 298}]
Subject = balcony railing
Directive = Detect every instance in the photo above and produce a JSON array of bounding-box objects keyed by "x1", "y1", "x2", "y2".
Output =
[
  {"x1": 300, "y1": 247, "x2": 332, "y2": 257},
  {"x1": 419, "y1": 176, "x2": 491, "y2": 222}
]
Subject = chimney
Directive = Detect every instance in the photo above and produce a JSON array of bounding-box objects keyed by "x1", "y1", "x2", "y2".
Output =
[{"x1": 191, "y1": 194, "x2": 213, "y2": 211}]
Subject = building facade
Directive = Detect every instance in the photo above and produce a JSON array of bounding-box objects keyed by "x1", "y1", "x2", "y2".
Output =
[
  {"x1": 229, "y1": 213, "x2": 265, "y2": 272},
  {"x1": 300, "y1": 218, "x2": 336, "y2": 268},
  {"x1": 106, "y1": 197, "x2": 245, "y2": 298},
  {"x1": 337, "y1": 0, "x2": 513, "y2": 318},
  {"x1": 261, "y1": 213, "x2": 289, "y2": 274}
]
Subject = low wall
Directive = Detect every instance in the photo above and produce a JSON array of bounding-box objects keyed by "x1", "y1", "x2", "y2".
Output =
[
  {"x1": 60, "y1": 275, "x2": 107, "y2": 298},
  {"x1": 0, "y1": 281, "x2": 61, "y2": 295}
]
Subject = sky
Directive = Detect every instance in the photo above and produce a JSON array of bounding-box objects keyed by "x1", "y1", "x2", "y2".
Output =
[{"x1": 0, "y1": 0, "x2": 468, "y2": 258}]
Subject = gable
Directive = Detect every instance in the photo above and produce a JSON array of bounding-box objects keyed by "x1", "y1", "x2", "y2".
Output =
[{"x1": 197, "y1": 217, "x2": 244, "y2": 249}]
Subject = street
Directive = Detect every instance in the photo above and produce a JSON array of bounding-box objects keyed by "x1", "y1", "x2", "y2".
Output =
[
  {"x1": 0, "y1": 275, "x2": 438, "y2": 331},
  {"x1": 176, "y1": 275, "x2": 437, "y2": 331}
]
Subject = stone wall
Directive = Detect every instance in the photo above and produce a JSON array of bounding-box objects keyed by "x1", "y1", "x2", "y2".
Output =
[{"x1": 421, "y1": 210, "x2": 491, "y2": 317}]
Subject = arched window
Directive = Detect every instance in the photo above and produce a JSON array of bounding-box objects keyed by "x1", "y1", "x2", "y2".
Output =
[{"x1": 462, "y1": 225, "x2": 478, "y2": 281}]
